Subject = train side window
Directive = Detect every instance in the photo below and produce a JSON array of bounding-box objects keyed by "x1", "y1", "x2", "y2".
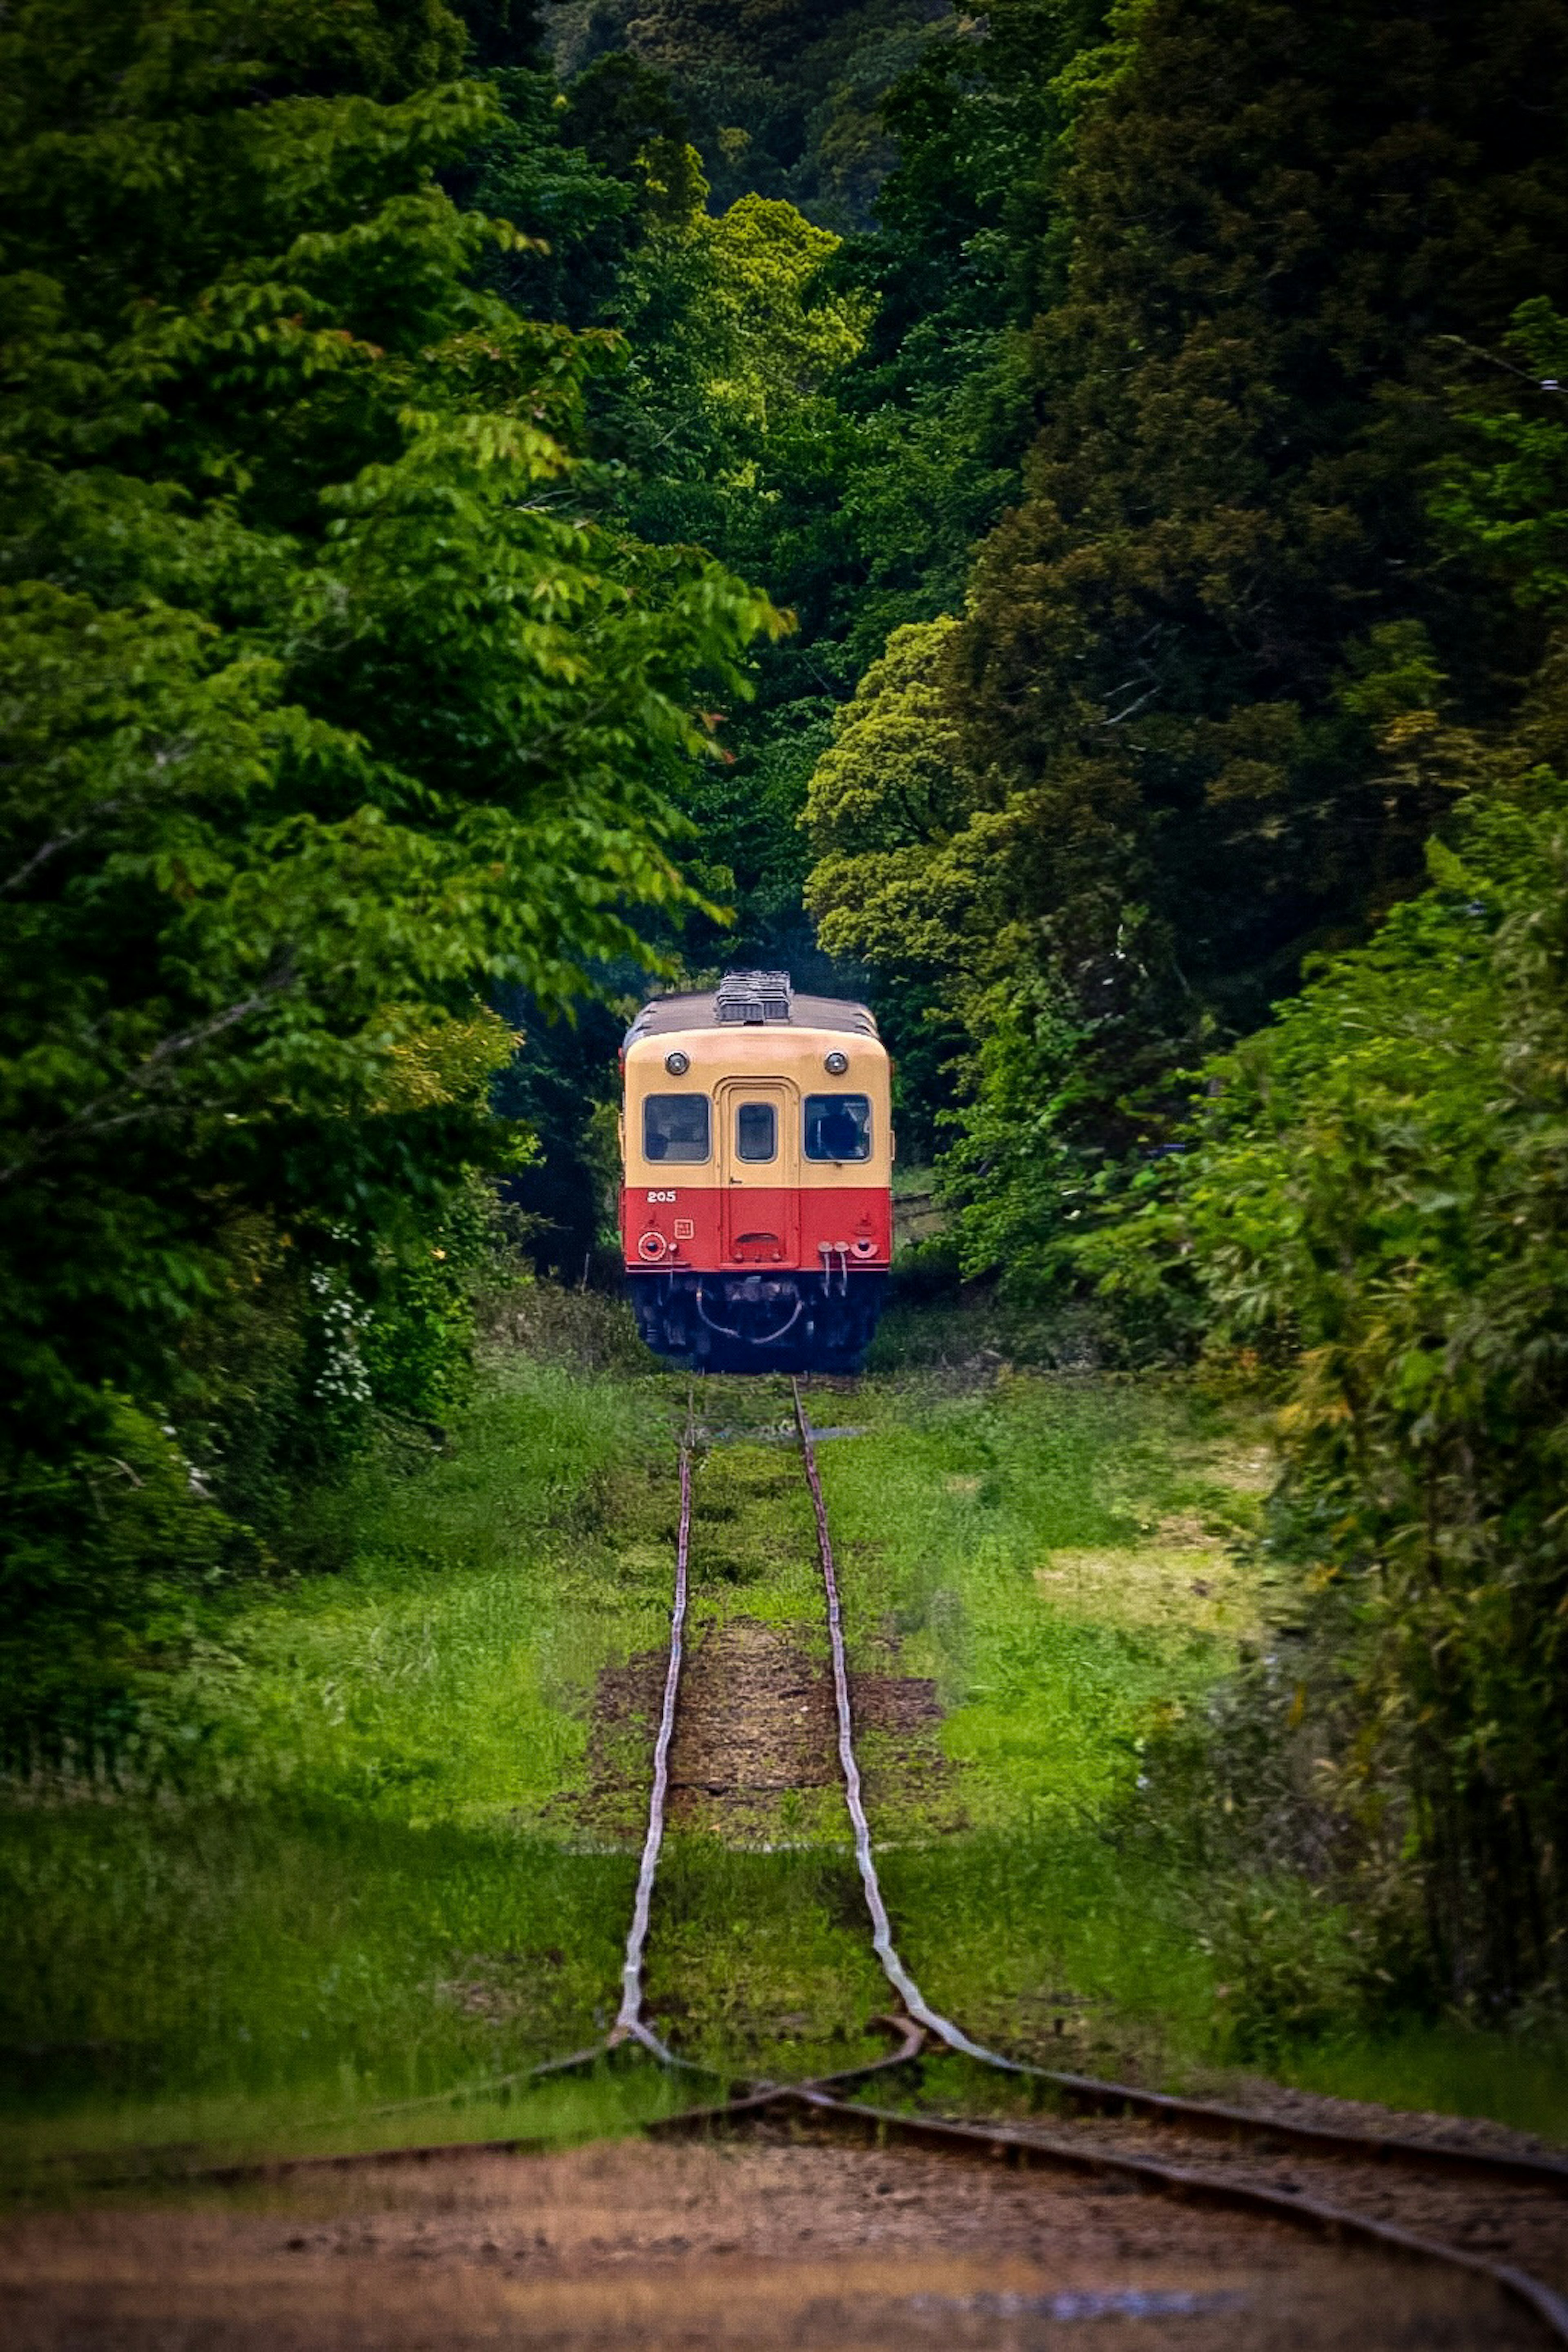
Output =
[
  {"x1": 735, "y1": 1101, "x2": 777, "y2": 1162},
  {"x1": 804, "y1": 1093, "x2": 871, "y2": 1162},
  {"x1": 643, "y1": 1093, "x2": 710, "y2": 1163}
]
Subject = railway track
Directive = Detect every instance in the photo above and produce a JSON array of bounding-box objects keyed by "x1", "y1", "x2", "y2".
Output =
[
  {"x1": 36, "y1": 1372, "x2": 1568, "y2": 2343},
  {"x1": 626, "y1": 1376, "x2": 1568, "y2": 2346}
]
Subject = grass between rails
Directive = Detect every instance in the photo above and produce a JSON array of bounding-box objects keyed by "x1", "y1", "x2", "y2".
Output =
[
  {"x1": 808, "y1": 1366, "x2": 1270, "y2": 2079},
  {"x1": 0, "y1": 1353, "x2": 698, "y2": 2178},
  {"x1": 809, "y1": 1353, "x2": 1568, "y2": 2138},
  {"x1": 639, "y1": 1388, "x2": 893, "y2": 2072},
  {"x1": 2, "y1": 1304, "x2": 1567, "y2": 2178}
]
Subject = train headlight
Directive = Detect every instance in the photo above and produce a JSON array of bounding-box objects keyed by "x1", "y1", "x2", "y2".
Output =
[
  {"x1": 824, "y1": 1049, "x2": 849, "y2": 1076},
  {"x1": 664, "y1": 1049, "x2": 690, "y2": 1075}
]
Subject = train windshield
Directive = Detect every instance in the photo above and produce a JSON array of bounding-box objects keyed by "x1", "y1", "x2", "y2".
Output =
[
  {"x1": 803, "y1": 1094, "x2": 871, "y2": 1162},
  {"x1": 643, "y1": 1093, "x2": 710, "y2": 1163},
  {"x1": 735, "y1": 1101, "x2": 777, "y2": 1162}
]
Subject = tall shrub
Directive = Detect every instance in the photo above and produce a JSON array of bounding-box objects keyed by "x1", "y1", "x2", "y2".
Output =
[
  {"x1": 1091, "y1": 715, "x2": 1568, "y2": 2003},
  {"x1": 0, "y1": 0, "x2": 774, "y2": 1755}
]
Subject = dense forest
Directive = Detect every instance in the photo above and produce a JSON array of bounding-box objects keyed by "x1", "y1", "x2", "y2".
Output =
[{"x1": 5, "y1": 0, "x2": 1568, "y2": 2024}]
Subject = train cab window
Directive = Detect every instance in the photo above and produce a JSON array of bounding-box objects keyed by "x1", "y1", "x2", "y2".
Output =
[
  {"x1": 804, "y1": 1093, "x2": 871, "y2": 1162},
  {"x1": 643, "y1": 1093, "x2": 710, "y2": 1163},
  {"x1": 735, "y1": 1101, "x2": 777, "y2": 1162}
]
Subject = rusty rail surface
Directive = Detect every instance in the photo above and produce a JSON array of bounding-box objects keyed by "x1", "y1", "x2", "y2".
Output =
[
  {"x1": 652, "y1": 2086, "x2": 1568, "y2": 2345},
  {"x1": 609, "y1": 1390, "x2": 695, "y2": 2062},
  {"x1": 36, "y1": 1373, "x2": 1568, "y2": 2345},
  {"x1": 1000, "y1": 2066, "x2": 1568, "y2": 2187},
  {"x1": 790, "y1": 1375, "x2": 1018, "y2": 2070}
]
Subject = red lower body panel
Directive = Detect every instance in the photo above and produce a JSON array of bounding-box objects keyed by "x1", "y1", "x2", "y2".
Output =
[{"x1": 621, "y1": 1184, "x2": 891, "y2": 1274}]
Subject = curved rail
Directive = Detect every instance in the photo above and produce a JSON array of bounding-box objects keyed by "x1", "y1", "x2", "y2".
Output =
[
  {"x1": 659, "y1": 2089, "x2": 1568, "y2": 2348},
  {"x1": 789, "y1": 1374, "x2": 1568, "y2": 2183},
  {"x1": 47, "y1": 1372, "x2": 1568, "y2": 2349},
  {"x1": 790, "y1": 1376, "x2": 1020, "y2": 2070},
  {"x1": 999, "y1": 2064, "x2": 1568, "y2": 2187},
  {"x1": 609, "y1": 1390, "x2": 695, "y2": 2062},
  {"x1": 786, "y1": 1373, "x2": 1568, "y2": 2343}
]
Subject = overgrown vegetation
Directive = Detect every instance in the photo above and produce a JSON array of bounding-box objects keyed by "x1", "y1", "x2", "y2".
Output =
[
  {"x1": 1090, "y1": 764, "x2": 1568, "y2": 2014},
  {"x1": 792, "y1": 0, "x2": 1568, "y2": 2018},
  {"x1": 8, "y1": 1342, "x2": 1564, "y2": 2171},
  {"x1": 0, "y1": 0, "x2": 773, "y2": 1759},
  {"x1": 9, "y1": 0, "x2": 1568, "y2": 2076}
]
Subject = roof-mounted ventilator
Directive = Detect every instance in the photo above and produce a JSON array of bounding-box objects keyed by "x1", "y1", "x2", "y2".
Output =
[{"x1": 715, "y1": 969, "x2": 793, "y2": 1025}]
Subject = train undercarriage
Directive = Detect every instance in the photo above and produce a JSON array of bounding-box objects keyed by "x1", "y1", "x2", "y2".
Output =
[{"x1": 627, "y1": 1267, "x2": 885, "y2": 1375}]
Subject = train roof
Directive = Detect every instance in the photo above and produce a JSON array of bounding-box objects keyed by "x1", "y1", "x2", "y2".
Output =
[{"x1": 625, "y1": 970, "x2": 879, "y2": 1045}]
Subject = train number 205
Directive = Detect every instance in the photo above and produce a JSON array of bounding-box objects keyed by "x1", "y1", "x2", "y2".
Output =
[{"x1": 646, "y1": 1189, "x2": 677, "y2": 1203}]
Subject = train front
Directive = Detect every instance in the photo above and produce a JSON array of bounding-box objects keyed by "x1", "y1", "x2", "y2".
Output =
[{"x1": 619, "y1": 971, "x2": 892, "y2": 1373}]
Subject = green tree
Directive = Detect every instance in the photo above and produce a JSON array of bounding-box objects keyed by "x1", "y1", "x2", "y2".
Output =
[
  {"x1": 1078, "y1": 309, "x2": 1568, "y2": 2004},
  {"x1": 829, "y1": 0, "x2": 1109, "y2": 662},
  {"x1": 802, "y1": 617, "x2": 980, "y2": 1142},
  {"x1": 608, "y1": 174, "x2": 870, "y2": 539},
  {"x1": 592, "y1": 160, "x2": 873, "y2": 960},
  {"x1": 0, "y1": 0, "x2": 775, "y2": 1753},
  {"x1": 1432, "y1": 300, "x2": 1568, "y2": 619},
  {"x1": 810, "y1": 0, "x2": 1568, "y2": 1285},
  {"x1": 549, "y1": 0, "x2": 951, "y2": 223},
  {"x1": 1087, "y1": 705, "x2": 1568, "y2": 2004}
]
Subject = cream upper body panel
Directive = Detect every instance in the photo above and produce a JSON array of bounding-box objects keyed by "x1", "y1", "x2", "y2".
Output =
[{"x1": 622, "y1": 1020, "x2": 893, "y2": 1190}]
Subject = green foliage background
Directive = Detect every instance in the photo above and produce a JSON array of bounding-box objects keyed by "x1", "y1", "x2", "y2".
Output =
[
  {"x1": 9, "y1": 0, "x2": 1568, "y2": 2026},
  {"x1": 0, "y1": 0, "x2": 775, "y2": 1757}
]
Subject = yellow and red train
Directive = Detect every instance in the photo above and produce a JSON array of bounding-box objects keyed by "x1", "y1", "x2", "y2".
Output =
[{"x1": 619, "y1": 971, "x2": 892, "y2": 1371}]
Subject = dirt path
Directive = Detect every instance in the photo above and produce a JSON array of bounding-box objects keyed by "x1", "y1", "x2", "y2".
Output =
[
  {"x1": 2, "y1": 2131, "x2": 1545, "y2": 2350},
  {"x1": 578, "y1": 1616, "x2": 958, "y2": 1844}
]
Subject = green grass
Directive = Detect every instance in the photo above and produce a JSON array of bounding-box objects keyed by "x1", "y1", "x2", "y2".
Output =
[
  {"x1": 0, "y1": 1803, "x2": 686, "y2": 2179},
  {"x1": 813, "y1": 1370, "x2": 1270, "y2": 1825},
  {"x1": 1271, "y1": 2028, "x2": 1568, "y2": 2142},
  {"x1": 5, "y1": 1317, "x2": 1568, "y2": 2172},
  {"x1": 644, "y1": 1840, "x2": 890, "y2": 2078},
  {"x1": 793, "y1": 1370, "x2": 1272, "y2": 2081},
  {"x1": 199, "y1": 1358, "x2": 677, "y2": 1823},
  {"x1": 0, "y1": 1350, "x2": 686, "y2": 2174},
  {"x1": 0, "y1": 1807, "x2": 628, "y2": 2111}
]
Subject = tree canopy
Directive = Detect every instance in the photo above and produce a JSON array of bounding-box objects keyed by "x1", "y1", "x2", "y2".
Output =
[
  {"x1": 0, "y1": 0, "x2": 775, "y2": 1748},
  {"x1": 802, "y1": 0, "x2": 1568, "y2": 1280},
  {"x1": 10, "y1": 0, "x2": 1568, "y2": 2009}
]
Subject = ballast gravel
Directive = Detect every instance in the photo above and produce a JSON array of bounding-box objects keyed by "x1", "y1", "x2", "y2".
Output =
[{"x1": 0, "y1": 2130, "x2": 1547, "y2": 2349}]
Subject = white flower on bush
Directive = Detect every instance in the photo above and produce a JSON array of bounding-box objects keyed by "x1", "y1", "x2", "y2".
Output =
[{"x1": 309, "y1": 1265, "x2": 372, "y2": 1406}]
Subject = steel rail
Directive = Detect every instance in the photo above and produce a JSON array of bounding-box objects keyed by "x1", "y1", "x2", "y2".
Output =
[
  {"x1": 791, "y1": 1375, "x2": 1045, "y2": 2072},
  {"x1": 38, "y1": 1386, "x2": 774, "y2": 2196},
  {"x1": 788, "y1": 1377, "x2": 1568, "y2": 2197},
  {"x1": 40, "y1": 1365, "x2": 1568, "y2": 2352},
  {"x1": 786, "y1": 1371, "x2": 1568, "y2": 2340},
  {"x1": 1006, "y1": 2067, "x2": 1568, "y2": 2189},
  {"x1": 64, "y1": 2024, "x2": 931, "y2": 2195},
  {"x1": 656, "y1": 2089, "x2": 1568, "y2": 2348},
  {"x1": 610, "y1": 1385, "x2": 696, "y2": 2062}
]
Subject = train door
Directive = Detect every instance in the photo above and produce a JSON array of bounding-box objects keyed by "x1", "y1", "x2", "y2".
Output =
[{"x1": 716, "y1": 1078, "x2": 799, "y2": 1268}]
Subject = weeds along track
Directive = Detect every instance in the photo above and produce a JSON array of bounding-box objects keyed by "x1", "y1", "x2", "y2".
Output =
[
  {"x1": 44, "y1": 1374, "x2": 1568, "y2": 2343},
  {"x1": 608, "y1": 1389, "x2": 693, "y2": 2065},
  {"x1": 624, "y1": 1376, "x2": 1568, "y2": 2347}
]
